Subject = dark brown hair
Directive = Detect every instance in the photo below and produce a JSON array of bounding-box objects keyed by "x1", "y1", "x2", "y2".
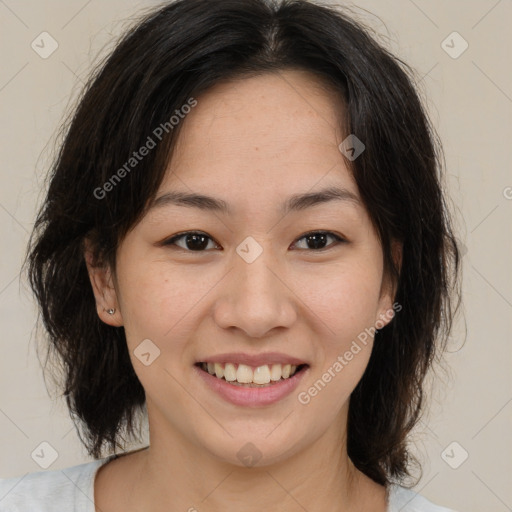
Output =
[{"x1": 24, "y1": 0, "x2": 461, "y2": 487}]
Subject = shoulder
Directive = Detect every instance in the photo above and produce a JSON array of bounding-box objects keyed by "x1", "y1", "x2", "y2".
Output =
[
  {"x1": 387, "y1": 484, "x2": 460, "y2": 512},
  {"x1": 0, "y1": 458, "x2": 110, "y2": 512}
]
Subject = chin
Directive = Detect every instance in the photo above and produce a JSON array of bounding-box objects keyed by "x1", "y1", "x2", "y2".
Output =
[{"x1": 196, "y1": 427, "x2": 309, "y2": 469}]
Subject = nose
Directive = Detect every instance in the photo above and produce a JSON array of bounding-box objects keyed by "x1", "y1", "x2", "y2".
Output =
[{"x1": 213, "y1": 243, "x2": 297, "y2": 338}]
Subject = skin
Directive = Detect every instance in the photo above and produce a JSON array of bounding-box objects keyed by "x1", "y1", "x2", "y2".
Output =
[{"x1": 85, "y1": 69, "x2": 401, "y2": 512}]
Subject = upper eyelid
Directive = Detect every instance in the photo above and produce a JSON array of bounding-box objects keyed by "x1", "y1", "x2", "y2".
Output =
[{"x1": 165, "y1": 230, "x2": 220, "y2": 245}]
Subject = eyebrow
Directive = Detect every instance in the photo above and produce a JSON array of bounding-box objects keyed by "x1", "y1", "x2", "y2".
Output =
[{"x1": 149, "y1": 186, "x2": 361, "y2": 216}]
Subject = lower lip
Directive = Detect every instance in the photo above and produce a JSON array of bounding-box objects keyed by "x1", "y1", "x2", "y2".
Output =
[{"x1": 194, "y1": 365, "x2": 308, "y2": 407}]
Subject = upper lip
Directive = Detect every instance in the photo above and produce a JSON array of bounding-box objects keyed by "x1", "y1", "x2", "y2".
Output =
[{"x1": 196, "y1": 352, "x2": 308, "y2": 367}]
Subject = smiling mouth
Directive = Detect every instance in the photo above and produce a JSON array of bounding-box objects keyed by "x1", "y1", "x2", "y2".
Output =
[{"x1": 196, "y1": 362, "x2": 308, "y2": 387}]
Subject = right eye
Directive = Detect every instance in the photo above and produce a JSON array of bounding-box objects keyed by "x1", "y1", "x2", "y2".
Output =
[{"x1": 162, "y1": 231, "x2": 221, "y2": 252}]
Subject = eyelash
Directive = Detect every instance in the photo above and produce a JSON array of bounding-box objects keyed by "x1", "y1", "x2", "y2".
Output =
[{"x1": 163, "y1": 230, "x2": 347, "y2": 252}]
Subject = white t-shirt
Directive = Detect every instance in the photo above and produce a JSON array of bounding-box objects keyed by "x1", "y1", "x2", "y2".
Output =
[{"x1": 0, "y1": 455, "x2": 458, "y2": 512}]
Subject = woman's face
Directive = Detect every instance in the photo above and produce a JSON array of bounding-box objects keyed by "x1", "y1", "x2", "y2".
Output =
[{"x1": 87, "y1": 69, "x2": 398, "y2": 467}]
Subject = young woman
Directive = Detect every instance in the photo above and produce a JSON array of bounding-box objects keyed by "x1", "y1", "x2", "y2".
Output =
[{"x1": 0, "y1": 0, "x2": 461, "y2": 510}]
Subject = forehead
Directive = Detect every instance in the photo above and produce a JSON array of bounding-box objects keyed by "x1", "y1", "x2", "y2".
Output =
[
  {"x1": 160, "y1": 70, "x2": 356, "y2": 205},
  {"x1": 173, "y1": 69, "x2": 345, "y2": 153}
]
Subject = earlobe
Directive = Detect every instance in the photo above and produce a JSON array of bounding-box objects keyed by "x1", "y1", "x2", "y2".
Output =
[
  {"x1": 83, "y1": 238, "x2": 123, "y2": 327},
  {"x1": 375, "y1": 295, "x2": 394, "y2": 330},
  {"x1": 375, "y1": 301, "x2": 396, "y2": 330}
]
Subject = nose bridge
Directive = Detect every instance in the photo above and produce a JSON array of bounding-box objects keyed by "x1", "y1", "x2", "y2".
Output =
[
  {"x1": 214, "y1": 235, "x2": 296, "y2": 337},
  {"x1": 237, "y1": 238, "x2": 279, "y2": 296}
]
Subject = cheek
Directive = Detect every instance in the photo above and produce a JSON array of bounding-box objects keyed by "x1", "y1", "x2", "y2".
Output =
[
  {"x1": 300, "y1": 262, "x2": 382, "y2": 342},
  {"x1": 296, "y1": 260, "x2": 382, "y2": 405},
  {"x1": 295, "y1": 268, "x2": 379, "y2": 413},
  {"x1": 116, "y1": 258, "x2": 220, "y2": 351},
  {"x1": 116, "y1": 265, "x2": 204, "y2": 402}
]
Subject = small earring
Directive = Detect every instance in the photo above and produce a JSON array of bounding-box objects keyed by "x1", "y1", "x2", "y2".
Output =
[{"x1": 105, "y1": 308, "x2": 116, "y2": 315}]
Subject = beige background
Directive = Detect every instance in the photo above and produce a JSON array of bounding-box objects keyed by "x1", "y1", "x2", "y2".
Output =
[{"x1": 1, "y1": 1, "x2": 511, "y2": 510}]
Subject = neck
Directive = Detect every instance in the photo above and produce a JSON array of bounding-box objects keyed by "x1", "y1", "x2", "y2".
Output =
[{"x1": 118, "y1": 403, "x2": 386, "y2": 512}]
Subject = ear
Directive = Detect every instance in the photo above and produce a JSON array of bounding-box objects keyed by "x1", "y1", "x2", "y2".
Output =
[
  {"x1": 83, "y1": 237, "x2": 124, "y2": 327},
  {"x1": 375, "y1": 239, "x2": 402, "y2": 329}
]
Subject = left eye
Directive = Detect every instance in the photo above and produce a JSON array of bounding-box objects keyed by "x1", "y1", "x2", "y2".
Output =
[
  {"x1": 292, "y1": 231, "x2": 346, "y2": 251},
  {"x1": 163, "y1": 231, "x2": 345, "y2": 252}
]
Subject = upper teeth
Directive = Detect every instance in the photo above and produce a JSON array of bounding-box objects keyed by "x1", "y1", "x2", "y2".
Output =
[{"x1": 202, "y1": 362, "x2": 298, "y2": 385}]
